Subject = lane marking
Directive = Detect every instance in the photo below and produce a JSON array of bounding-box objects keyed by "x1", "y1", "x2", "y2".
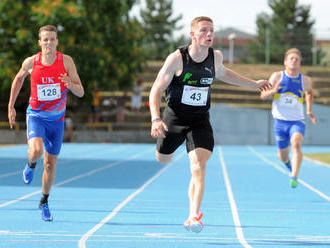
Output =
[
  {"x1": 248, "y1": 146, "x2": 330, "y2": 201},
  {"x1": 218, "y1": 147, "x2": 252, "y2": 248},
  {"x1": 78, "y1": 152, "x2": 185, "y2": 248},
  {"x1": 0, "y1": 170, "x2": 22, "y2": 179},
  {"x1": 303, "y1": 156, "x2": 330, "y2": 168},
  {"x1": 0, "y1": 148, "x2": 154, "y2": 208},
  {"x1": 0, "y1": 145, "x2": 129, "y2": 180}
]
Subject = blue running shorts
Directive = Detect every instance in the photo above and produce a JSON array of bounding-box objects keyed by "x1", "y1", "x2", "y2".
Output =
[
  {"x1": 27, "y1": 114, "x2": 64, "y2": 155},
  {"x1": 273, "y1": 118, "x2": 305, "y2": 149}
]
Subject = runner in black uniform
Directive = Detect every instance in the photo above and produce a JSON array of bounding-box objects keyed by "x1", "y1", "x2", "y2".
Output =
[
  {"x1": 158, "y1": 45, "x2": 215, "y2": 154},
  {"x1": 149, "y1": 16, "x2": 271, "y2": 233}
]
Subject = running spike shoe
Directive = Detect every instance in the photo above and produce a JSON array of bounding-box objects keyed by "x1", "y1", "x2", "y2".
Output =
[
  {"x1": 22, "y1": 164, "x2": 34, "y2": 184},
  {"x1": 290, "y1": 176, "x2": 298, "y2": 188},
  {"x1": 40, "y1": 203, "x2": 53, "y2": 221}
]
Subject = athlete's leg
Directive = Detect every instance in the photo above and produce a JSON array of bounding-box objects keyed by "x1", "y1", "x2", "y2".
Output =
[
  {"x1": 155, "y1": 151, "x2": 174, "y2": 164},
  {"x1": 28, "y1": 137, "x2": 44, "y2": 163},
  {"x1": 277, "y1": 146, "x2": 290, "y2": 163},
  {"x1": 290, "y1": 132, "x2": 303, "y2": 178},
  {"x1": 40, "y1": 152, "x2": 57, "y2": 221},
  {"x1": 274, "y1": 118, "x2": 292, "y2": 171},
  {"x1": 23, "y1": 116, "x2": 45, "y2": 184},
  {"x1": 42, "y1": 151, "x2": 58, "y2": 195},
  {"x1": 187, "y1": 148, "x2": 211, "y2": 219}
]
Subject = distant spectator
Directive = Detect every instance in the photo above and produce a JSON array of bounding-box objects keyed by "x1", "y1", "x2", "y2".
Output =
[
  {"x1": 131, "y1": 78, "x2": 145, "y2": 112},
  {"x1": 64, "y1": 114, "x2": 73, "y2": 142},
  {"x1": 88, "y1": 85, "x2": 101, "y2": 123},
  {"x1": 116, "y1": 91, "x2": 129, "y2": 123}
]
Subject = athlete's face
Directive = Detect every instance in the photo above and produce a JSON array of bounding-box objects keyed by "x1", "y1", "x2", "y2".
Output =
[
  {"x1": 38, "y1": 31, "x2": 58, "y2": 54},
  {"x1": 191, "y1": 21, "x2": 214, "y2": 47},
  {"x1": 284, "y1": 53, "x2": 301, "y2": 70}
]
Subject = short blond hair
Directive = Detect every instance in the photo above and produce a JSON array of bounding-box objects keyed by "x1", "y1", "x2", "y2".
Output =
[
  {"x1": 284, "y1": 48, "x2": 302, "y2": 60},
  {"x1": 38, "y1": 25, "x2": 57, "y2": 39},
  {"x1": 190, "y1": 16, "x2": 213, "y2": 31}
]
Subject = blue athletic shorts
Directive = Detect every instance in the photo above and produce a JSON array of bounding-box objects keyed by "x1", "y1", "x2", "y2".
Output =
[
  {"x1": 273, "y1": 118, "x2": 305, "y2": 149},
  {"x1": 26, "y1": 114, "x2": 64, "y2": 155}
]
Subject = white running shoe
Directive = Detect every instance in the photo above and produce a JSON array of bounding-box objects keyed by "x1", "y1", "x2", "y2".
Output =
[
  {"x1": 190, "y1": 217, "x2": 204, "y2": 233},
  {"x1": 183, "y1": 212, "x2": 204, "y2": 233}
]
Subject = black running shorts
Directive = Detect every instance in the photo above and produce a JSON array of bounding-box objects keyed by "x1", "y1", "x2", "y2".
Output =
[{"x1": 157, "y1": 107, "x2": 214, "y2": 154}]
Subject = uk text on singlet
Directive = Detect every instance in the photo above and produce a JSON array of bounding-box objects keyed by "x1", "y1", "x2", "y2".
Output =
[
  {"x1": 165, "y1": 46, "x2": 215, "y2": 114},
  {"x1": 27, "y1": 51, "x2": 68, "y2": 121}
]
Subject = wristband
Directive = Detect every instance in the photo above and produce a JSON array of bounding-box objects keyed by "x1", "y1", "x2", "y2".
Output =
[{"x1": 152, "y1": 117, "x2": 162, "y2": 123}]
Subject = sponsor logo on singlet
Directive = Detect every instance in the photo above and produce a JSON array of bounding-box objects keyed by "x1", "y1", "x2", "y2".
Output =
[{"x1": 200, "y1": 78, "x2": 213, "y2": 85}]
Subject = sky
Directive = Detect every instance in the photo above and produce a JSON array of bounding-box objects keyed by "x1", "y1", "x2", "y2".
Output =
[{"x1": 131, "y1": 0, "x2": 330, "y2": 39}]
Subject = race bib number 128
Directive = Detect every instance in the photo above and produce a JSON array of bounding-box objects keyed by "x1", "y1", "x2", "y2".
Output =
[{"x1": 37, "y1": 83, "x2": 61, "y2": 101}]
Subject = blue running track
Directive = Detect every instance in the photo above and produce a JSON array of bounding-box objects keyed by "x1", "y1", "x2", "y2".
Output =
[{"x1": 0, "y1": 144, "x2": 329, "y2": 248}]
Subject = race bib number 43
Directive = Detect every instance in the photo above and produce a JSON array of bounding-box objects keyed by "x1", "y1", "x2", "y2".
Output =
[
  {"x1": 181, "y1": 85, "x2": 209, "y2": 106},
  {"x1": 37, "y1": 83, "x2": 61, "y2": 101}
]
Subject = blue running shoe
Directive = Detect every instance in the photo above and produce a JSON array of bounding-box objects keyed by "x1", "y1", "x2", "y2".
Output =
[
  {"x1": 22, "y1": 164, "x2": 34, "y2": 184},
  {"x1": 40, "y1": 203, "x2": 53, "y2": 221},
  {"x1": 284, "y1": 161, "x2": 292, "y2": 172}
]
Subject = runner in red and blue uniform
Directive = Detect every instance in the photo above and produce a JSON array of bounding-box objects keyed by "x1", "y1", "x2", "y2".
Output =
[{"x1": 8, "y1": 25, "x2": 84, "y2": 221}]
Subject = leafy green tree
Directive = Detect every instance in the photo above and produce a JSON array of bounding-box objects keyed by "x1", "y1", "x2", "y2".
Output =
[
  {"x1": 140, "y1": 0, "x2": 182, "y2": 60},
  {"x1": 247, "y1": 0, "x2": 321, "y2": 64},
  {"x1": 0, "y1": 0, "x2": 145, "y2": 119}
]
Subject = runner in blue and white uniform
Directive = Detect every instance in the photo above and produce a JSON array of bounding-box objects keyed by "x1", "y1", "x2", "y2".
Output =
[{"x1": 261, "y1": 48, "x2": 317, "y2": 188}]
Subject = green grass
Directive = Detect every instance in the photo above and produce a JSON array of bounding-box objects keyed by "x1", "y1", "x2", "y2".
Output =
[{"x1": 305, "y1": 153, "x2": 330, "y2": 166}]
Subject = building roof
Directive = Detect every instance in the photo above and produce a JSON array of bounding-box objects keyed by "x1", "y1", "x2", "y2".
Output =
[{"x1": 214, "y1": 27, "x2": 255, "y2": 39}]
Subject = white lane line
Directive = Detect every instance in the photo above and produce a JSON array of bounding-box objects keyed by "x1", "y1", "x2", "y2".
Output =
[
  {"x1": 0, "y1": 148, "x2": 154, "y2": 208},
  {"x1": 218, "y1": 147, "x2": 252, "y2": 248},
  {"x1": 78, "y1": 152, "x2": 185, "y2": 248},
  {"x1": 248, "y1": 146, "x2": 330, "y2": 201},
  {"x1": 0, "y1": 170, "x2": 22, "y2": 179},
  {"x1": 0, "y1": 145, "x2": 129, "y2": 180},
  {"x1": 303, "y1": 156, "x2": 330, "y2": 168}
]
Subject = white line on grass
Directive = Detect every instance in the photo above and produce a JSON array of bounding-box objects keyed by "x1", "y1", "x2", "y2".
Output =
[
  {"x1": 303, "y1": 156, "x2": 330, "y2": 168},
  {"x1": 248, "y1": 146, "x2": 330, "y2": 201},
  {"x1": 0, "y1": 148, "x2": 154, "y2": 208},
  {"x1": 78, "y1": 151, "x2": 185, "y2": 248},
  {"x1": 218, "y1": 147, "x2": 252, "y2": 248}
]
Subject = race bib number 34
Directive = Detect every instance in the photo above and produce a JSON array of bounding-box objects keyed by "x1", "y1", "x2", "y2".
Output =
[
  {"x1": 37, "y1": 83, "x2": 61, "y2": 101},
  {"x1": 181, "y1": 85, "x2": 209, "y2": 106},
  {"x1": 279, "y1": 94, "x2": 298, "y2": 108}
]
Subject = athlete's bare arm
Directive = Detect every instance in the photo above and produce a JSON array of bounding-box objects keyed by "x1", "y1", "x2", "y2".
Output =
[
  {"x1": 214, "y1": 50, "x2": 270, "y2": 91},
  {"x1": 149, "y1": 50, "x2": 182, "y2": 138},
  {"x1": 303, "y1": 75, "x2": 317, "y2": 124},
  {"x1": 61, "y1": 55, "x2": 84, "y2": 97},
  {"x1": 8, "y1": 56, "x2": 34, "y2": 129},
  {"x1": 260, "y1": 71, "x2": 282, "y2": 100}
]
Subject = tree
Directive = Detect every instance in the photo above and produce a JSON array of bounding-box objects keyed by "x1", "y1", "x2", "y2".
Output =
[
  {"x1": 0, "y1": 0, "x2": 145, "y2": 120},
  {"x1": 247, "y1": 0, "x2": 321, "y2": 64},
  {"x1": 140, "y1": 0, "x2": 182, "y2": 60}
]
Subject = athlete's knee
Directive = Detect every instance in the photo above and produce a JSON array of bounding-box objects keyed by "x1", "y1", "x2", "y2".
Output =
[
  {"x1": 291, "y1": 142, "x2": 302, "y2": 153},
  {"x1": 190, "y1": 162, "x2": 206, "y2": 178},
  {"x1": 29, "y1": 147, "x2": 43, "y2": 160},
  {"x1": 156, "y1": 152, "x2": 172, "y2": 164},
  {"x1": 43, "y1": 161, "x2": 56, "y2": 173},
  {"x1": 277, "y1": 150, "x2": 288, "y2": 162}
]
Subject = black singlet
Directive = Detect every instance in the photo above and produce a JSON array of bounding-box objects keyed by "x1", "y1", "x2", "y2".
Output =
[{"x1": 165, "y1": 45, "x2": 215, "y2": 114}]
